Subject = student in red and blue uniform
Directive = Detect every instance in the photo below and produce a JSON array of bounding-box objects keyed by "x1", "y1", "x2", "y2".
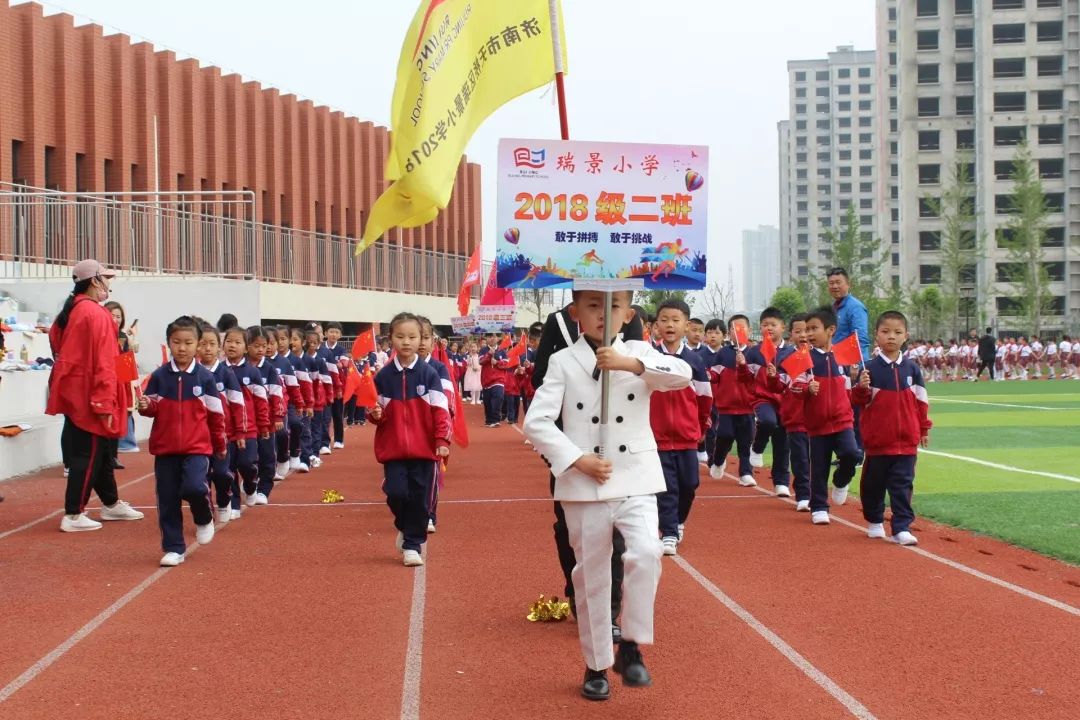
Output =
[
  {"x1": 479, "y1": 332, "x2": 510, "y2": 427},
  {"x1": 287, "y1": 328, "x2": 314, "y2": 472},
  {"x1": 271, "y1": 326, "x2": 304, "y2": 480},
  {"x1": 138, "y1": 316, "x2": 227, "y2": 567},
  {"x1": 504, "y1": 341, "x2": 523, "y2": 425},
  {"x1": 697, "y1": 319, "x2": 725, "y2": 463},
  {"x1": 318, "y1": 321, "x2": 346, "y2": 451},
  {"x1": 802, "y1": 306, "x2": 860, "y2": 525},
  {"x1": 223, "y1": 326, "x2": 268, "y2": 513},
  {"x1": 650, "y1": 299, "x2": 712, "y2": 556},
  {"x1": 346, "y1": 347, "x2": 378, "y2": 426},
  {"x1": 252, "y1": 326, "x2": 285, "y2": 503},
  {"x1": 368, "y1": 312, "x2": 452, "y2": 567},
  {"x1": 851, "y1": 311, "x2": 932, "y2": 546},
  {"x1": 707, "y1": 315, "x2": 756, "y2": 486},
  {"x1": 770, "y1": 314, "x2": 812, "y2": 511},
  {"x1": 744, "y1": 307, "x2": 796, "y2": 496},
  {"x1": 198, "y1": 321, "x2": 246, "y2": 523},
  {"x1": 303, "y1": 328, "x2": 332, "y2": 466},
  {"x1": 520, "y1": 323, "x2": 544, "y2": 416},
  {"x1": 416, "y1": 317, "x2": 455, "y2": 534}
]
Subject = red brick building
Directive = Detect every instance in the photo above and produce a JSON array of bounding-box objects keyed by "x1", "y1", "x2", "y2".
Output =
[{"x1": 0, "y1": 0, "x2": 481, "y2": 294}]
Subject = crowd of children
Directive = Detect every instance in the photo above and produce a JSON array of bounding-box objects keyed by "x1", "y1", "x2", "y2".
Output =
[{"x1": 908, "y1": 335, "x2": 1079, "y2": 382}]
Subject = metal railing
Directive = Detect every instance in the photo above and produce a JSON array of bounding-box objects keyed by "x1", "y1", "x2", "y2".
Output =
[{"x1": 0, "y1": 183, "x2": 475, "y2": 298}]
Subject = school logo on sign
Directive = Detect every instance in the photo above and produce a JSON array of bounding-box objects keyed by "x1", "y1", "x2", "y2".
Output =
[{"x1": 513, "y1": 147, "x2": 546, "y2": 169}]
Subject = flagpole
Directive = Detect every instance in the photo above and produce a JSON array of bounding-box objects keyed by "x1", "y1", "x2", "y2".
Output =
[{"x1": 548, "y1": 0, "x2": 569, "y2": 141}]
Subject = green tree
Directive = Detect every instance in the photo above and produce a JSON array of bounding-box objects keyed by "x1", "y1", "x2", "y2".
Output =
[
  {"x1": 909, "y1": 286, "x2": 943, "y2": 339},
  {"x1": 793, "y1": 277, "x2": 829, "y2": 312},
  {"x1": 925, "y1": 155, "x2": 985, "y2": 340},
  {"x1": 822, "y1": 205, "x2": 887, "y2": 318},
  {"x1": 634, "y1": 290, "x2": 689, "y2": 318},
  {"x1": 999, "y1": 142, "x2": 1054, "y2": 336},
  {"x1": 768, "y1": 286, "x2": 806, "y2": 320}
]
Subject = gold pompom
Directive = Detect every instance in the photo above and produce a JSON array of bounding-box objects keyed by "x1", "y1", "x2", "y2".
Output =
[
  {"x1": 527, "y1": 594, "x2": 571, "y2": 622},
  {"x1": 321, "y1": 489, "x2": 344, "y2": 503}
]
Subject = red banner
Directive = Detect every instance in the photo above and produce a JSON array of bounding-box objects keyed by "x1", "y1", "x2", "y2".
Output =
[{"x1": 457, "y1": 245, "x2": 483, "y2": 317}]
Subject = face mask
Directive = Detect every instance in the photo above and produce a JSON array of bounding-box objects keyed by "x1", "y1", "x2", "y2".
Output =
[{"x1": 94, "y1": 279, "x2": 110, "y2": 303}]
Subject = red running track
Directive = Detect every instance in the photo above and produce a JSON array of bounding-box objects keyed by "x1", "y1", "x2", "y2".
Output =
[{"x1": 1, "y1": 403, "x2": 1079, "y2": 719}]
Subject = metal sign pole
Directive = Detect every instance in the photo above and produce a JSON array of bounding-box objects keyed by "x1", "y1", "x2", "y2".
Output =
[{"x1": 598, "y1": 289, "x2": 612, "y2": 458}]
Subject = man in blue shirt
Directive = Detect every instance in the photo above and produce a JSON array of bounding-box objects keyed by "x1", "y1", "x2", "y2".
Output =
[{"x1": 827, "y1": 267, "x2": 870, "y2": 361}]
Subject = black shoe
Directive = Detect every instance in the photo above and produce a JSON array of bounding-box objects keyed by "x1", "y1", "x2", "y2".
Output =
[
  {"x1": 613, "y1": 641, "x2": 651, "y2": 687},
  {"x1": 111, "y1": 457, "x2": 125, "y2": 470},
  {"x1": 611, "y1": 623, "x2": 622, "y2": 643},
  {"x1": 581, "y1": 668, "x2": 610, "y2": 701}
]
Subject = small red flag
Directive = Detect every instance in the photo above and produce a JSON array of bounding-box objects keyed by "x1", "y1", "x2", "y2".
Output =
[
  {"x1": 731, "y1": 323, "x2": 750, "y2": 348},
  {"x1": 507, "y1": 331, "x2": 528, "y2": 367},
  {"x1": 160, "y1": 344, "x2": 168, "y2": 366},
  {"x1": 342, "y1": 367, "x2": 361, "y2": 403},
  {"x1": 760, "y1": 335, "x2": 777, "y2": 365},
  {"x1": 831, "y1": 334, "x2": 864, "y2": 366},
  {"x1": 354, "y1": 369, "x2": 378, "y2": 407},
  {"x1": 781, "y1": 345, "x2": 813, "y2": 378},
  {"x1": 457, "y1": 245, "x2": 483, "y2": 317},
  {"x1": 498, "y1": 333, "x2": 512, "y2": 351},
  {"x1": 351, "y1": 327, "x2": 376, "y2": 360},
  {"x1": 115, "y1": 351, "x2": 139, "y2": 383}
]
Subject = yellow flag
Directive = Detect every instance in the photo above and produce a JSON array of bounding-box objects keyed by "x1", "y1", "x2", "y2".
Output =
[{"x1": 359, "y1": 0, "x2": 568, "y2": 253}]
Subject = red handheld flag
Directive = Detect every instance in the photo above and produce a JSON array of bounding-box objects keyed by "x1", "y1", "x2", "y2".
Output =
[
  {"x1": 507, "y1": 331, "x2": 528, "y2": 367},
  {"x1": 342, "y1": 367, "x2": 361, "y2": 404},
  {"x1": 115, "y1": 351, "x2": 139, "y2": 383},
  {"x1": 351, "y1": 327, "x2": 376, "y2": 361},
  {"x1": 457, "y1": 245, "x2": 483, "y2": 317},
  {"x1": 160, "y1": 344, "x2": 168, "y2": 366},
  {"x1": 760, "y1": 334, "x2": 777, "y2": 365},
  {"x1": 354, "y1": 369, "x2": 379, "y2": 407},
  {"x1": 732, "y1": 323, "x2": 750, "y2": 348},
  {"x1": 480, "y1": 263, "x2": 515, "y2": 306},
  {"x1": 498, "y1": 333, "x2": 512, "y2": 351},
  {"x1": 831, "y1": 334, "x2": 864, "y2": 366},
  {"x1": 781, "y1": 346, "x2": 813, "y2": 378}
]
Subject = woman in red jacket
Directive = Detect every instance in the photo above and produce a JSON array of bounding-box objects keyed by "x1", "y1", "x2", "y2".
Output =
[{"x1": 46, "y1": 259, "x2": 144, "y2": 532}]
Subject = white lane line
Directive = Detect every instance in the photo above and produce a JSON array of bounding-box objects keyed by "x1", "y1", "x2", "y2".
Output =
[
  {"x1": 674, "y1": 555, "x2": 878, "y2": 719},
  {"x1": 399, "y1": 546, "x2": 427, "y2": 720},
  {"x1": 702, "y1": 463, "x2": 1080, "y2": 617},
  {"x1": 0, "y1": 472, "x2": 154, "y2": 542},
  {"x1": 928, "y1": 397, "x2": 1071, "y2": 411},
  {"x1": 919, "y1": 449, "x2": 1080, "y2": 485},
  {"x1": 0, "y1": 541, "x2": 203, "y2": 704}
]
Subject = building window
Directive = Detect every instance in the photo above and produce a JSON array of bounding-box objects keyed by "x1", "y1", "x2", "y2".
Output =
[
  {"x1": 796, "y1": 120, "x2": 808, "y2": 130},
  {"x1": 858, "y1": 133, "x2": 872, "y2": 144},
  {"x1": 1037, "y1": 90, "x2": 1063, "y2": 110},
  {"x1": 839, "y1": 166, "x2": 852, "y2": 177},
  {"x1": 920, "y1": 265, "x2": 942, "y2": 284},
  {"x1": 839, "y1": 183, "x2": 852, "y2": 193},
  {"x1": 892, "y1": 253, "x2": 900, "y2": 267},
  {"x1": 798, "y1": 250, "x2": 809, "y2": 260},
  {"x1": 1037, "y1": 0, "x2": 1062, "y2": 6},
  {"x1": 956, "y1": 128, "x2": 975, "y2": 149},
  {"x1": 795, "y1": 87, "x2": 807, "y2": 98},
  {"x1": 1038, "y1": 124, "x2": 1064, "y2": 145},
  {"x1": 918, "y1": 64, "x2": 940, "y2": 84},
  {"x1": 796, "y1": 135, "x2": 807, "y2": 147},
  {"x1": 860, "y1": 215, "x2": 873, "y2": 226},
  {"x1": 860, "y1": 198, "x2": 874, "y2": 209},
  {"x1": 919, "y1": 164, "x2": 941, "y2": 184},
  {"x1": 839, "y1": 134, "x2": 852, "y2": 145},
  {"x1": 1037, "y1": 22, "x2": 1063, "y2": 42},
  {"x1": 918, "y1": 97, "x2": 940, "y2": 117},
  {"x1": 993, "y1": 92, "x2": 1026, "y2": 112},
  {"x1": 889, "y1": 29, "x2": 897, "y2": 44},
  {"x1": 818, "y1": 151, "x2": 831, "y2": 162},
  {"x1": 1044, "y1": 263, "x2": 1065, "y2": 282},
  {"x1": 956, "y1": 96, "x2": 974, "y2": 116},
  {"x1": 993, "y1": 57, "x2": 1025, "y2": 78},
  {"x1": 859, "y1": 100, "x2": 872, "y2": 111},
  {"x1": 995, "y1": 194, "x2": 1018, "y2": 214},
  {"x1": 1044, "y1": 227, "x2": 1065, "y2": 247},
  {"x1": 996, "y1": 297, "x2": 1023, "y2": 315},
  {"x1": 797, "y1": 233, "x2": 809, "y2": 244},
  {"x1": 794, "y1": 71, "x2": 806, "y2": 82},
  {"x1": 838, "y1": 149, "x2": 852, "y2": 160},
  {"x1": 797, "y1": 218, "x2": 809, "y2": 228},
  {"x1": 994, "y1": 126, "x2": 1025, "y2": 146},
  {"x1": 992, "y1": 0, "x2": 1023, "y2": 8},
  {"x1": 816, "y1": 70, "x2": 829, "y2": 81},
  {"x1": 859, "y1": 149, "x2": 873, "y2": 160},
  {"x1": 1037, "y1": 56, "x2": 1063, "y2": 76},
  {"x1": 920, "y1": 231, "x2": 941, "y2": 251},
  {"x1": 1044, "y1": 193, "x2": 1065, "y2": 212},
  {"x1": 955, "y1": 62, "x2": 974, "y2": 82},
  {"x1": 917, "y1": 30, "x2": 939, "y2": 51},
  {"x1": 817, "y1": 103, "x2": 830, "y2": 113},
  {"x1": 861, "y1": 182, "x2": 874, "y2": 193},
  {"x1": 859, "y1": 165, "x2": 873, "y2": 177},
  {"x1": 796, "y1": 185, "x2": 808, "y2": 196},
  {"x1": 955, "y1": 28, "x2": 974, "y2": 49},
  {"x1": 816, "y1": 119, "x2": 831, "y2": 129},
  {"x1": 994, "y1": 160, "x2": 1014, "y2": 180},
  {"x1": 919, "y1": 198, "x2": 939, "y2": 218},
  {"x1": 838, "y1": 85, "x2": 851, "y2": 95},
  {"x1": 917, "y1": 0, "x2": 938, "y2": 16},
  {"x1": 890, "y1": 118, "x2": 898, "y2": 133},
  {"x1": 796, "y1": 152, "x2": 808, "y2": 163},
  {"x1": 796, "y1": 169, "x2": 808, "y2": 180},
  {"x1": 889, "y1": 73, "x2": 897, "y2": 88},
  {"x1": 837, "y1": 101, "x2": 851, "y2": 112},
  {"x1": 890, "y1": 96, "x2": 897, "y2": 110},
  {"x1": 1039, "y1": 158, "x2": 1064, "y2": 179},
  {"x1": 839, "y1": 117, "x2": 852, "y2": 129},
  {"x1": 795, "y1": 103, "x2": 807, "y2": 115},
  {"x1": 838, "y1": 68, "x2": 851, "y2": 79},
  {"x1": 955, "y1": 0, "x2": 973, "y2": 14},
  {"x1": 858, "y1": 84, "x2": 872, "y2": 94},
  {"x1": 889, "y1": 52, "x2": 897, "y2": 66},
  {"x1": 993, "y1": 24, "x2": 1025, "y2": 43}
]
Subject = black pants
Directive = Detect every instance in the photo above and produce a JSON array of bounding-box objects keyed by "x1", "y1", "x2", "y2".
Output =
[
  {"x1": 482, "y1": 386, "x2": 505, "y2": 425},
  {"x1": 752, "y1": 404, "x2": 789, "y2": 487},
  {"x1": 657, "y1": 449, "x2": 699, "y2": 538},
  {"x1": 711, "y1": 413, "x2": 754, "y2": 476},
  {"x1": 62, "y1": 417, "x2": 119, "y2": 515},
  {"x1": 976, "y1": 357, "x2": 995, "y2": 380},
  {"x1": 384, "y1": 459, "x2": 436, "y2": 552},
  {"x1": 331, "y1": 398, "x2": 344, "y2": 444},
  {"x1": 550, "y1": 473, "x2": 623, "y2": 620},
  {"x1": 860, "y1": 455, "x2": 917, "y2": 533},
  {"x1": 155, "y1": 455, "x2": 212, "y2": 554},
  {"x1": 809, "y1": 429, "x2": 860, "y2": 513}
]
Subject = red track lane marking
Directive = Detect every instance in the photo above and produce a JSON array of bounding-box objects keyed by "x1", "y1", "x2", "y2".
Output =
[
  {"x1": 400, "y1": 546, "x2": 427, "y2": 720},
  {"x1": 705, "y1": 463, "x2": 1080, "y2": 617},
  {"x1": 0, "y1": 471, "x2": 154, "y2": 542},
  {"x1": 673, "y1": 555, "x2": 879, "y2": 719}
]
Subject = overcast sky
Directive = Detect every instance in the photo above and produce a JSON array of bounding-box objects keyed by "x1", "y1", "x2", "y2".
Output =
[{"x1": 20, "y1": 0, "x2": 875, "y2": 301}]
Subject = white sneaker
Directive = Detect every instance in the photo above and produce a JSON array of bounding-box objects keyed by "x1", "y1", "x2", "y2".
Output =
[
  {"x1": 229, "y1": 508, "x2": 242, "y2": 521},
  {"x1": 216, "y1": 508, "x2": 231, "y2": 524},
  {"x1": 63, "y1": 467, "x2": 69, "y2": 478},
  {"x1": 296, "y1": 462, "x2": 310, "y2": 473},
  {"x1": 795, "y1": 500, "x2": 810, "y2": 512},
  {"x1": 274, "y1": 462, "x2": 289, "y2": 480},
  {"x1": 309, "y1": 456, "x2": 322, "y2": 468},
  {"x1": 333, "y1": 442, "x2": 344, "y2": 450},
  {"x1": 894, "y1": 530, "x2": 918, "y2": 546},
  {"x1": 243, "y1": 492, "x2": 257, "y2": 507},
  {"x1": 831, "y1": 485, "x2": 849, "y2": 506},
  {"x1": 254, "y1": 492, "x2": 269, "y2": 506},
  {"x1": 524, "y1": 438, "x2": 532, "y2": 445},
  {"x1": 867, "y1": 523, "x2": 886, "y2": 539},
  {"x1": 289, "y1": 457, "x2": 302, "y2": 470},
  {"x1": 696, "y1": 451, "x2": 708, "y2": 464},
  {"x1": 395, "y1": 531, "x2": 404, "y2": 551},
  {"x1": 738, "y1": 474, "x2": 757, "y2": 487},
  {"x1": 403, "y1": 549, "x2": 424, "y2": 566},
  {"x1": 319, "y1": 446, "x2": 332, "y2": 456},
  {"x1": 811, "y1": 511, "x2": 830, "y2": 525},
  {"x1": 677, "y1": 523, "x2": 685, "y2": 542},
  {"x1": 60, "y1": 513, "x2": 103, "y2": 532},
  {"x1": 196, "y1": 522, "x2": 215, "y2": 545},
  {"x1": 160, "y1": 552, "x2": 185, "y2": 567},
  {"x1": 709, "y1": 464, "x2": 725, "y2": 479},
  {"x1": 661, "y1": 537, "x2": 678, "y2": 556},
  {"x1": 749, "y1": 451, "x2": 764, "y2": 468},
  {"x1": 99, "y1": 500, "x2": 144, "y2": 521},
  {"x1": 775, "y1": 485, "x2": 791, "y2": 498},
  {"x1": 427, "y1": 520, "x2": 437, "y2": 534}
]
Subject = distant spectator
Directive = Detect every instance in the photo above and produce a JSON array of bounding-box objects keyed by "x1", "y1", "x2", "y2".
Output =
[
  {"x1": 216, "y1": 313, "x2": 239, "y2": 333},
  {"x1": 105, "y1": 301, "x2": 140, "y2": 458}
]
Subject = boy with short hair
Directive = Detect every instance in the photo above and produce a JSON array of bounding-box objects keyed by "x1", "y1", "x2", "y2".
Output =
[
  {"x1": 852, "y1": 311, "x2": 931, "y2": 545},
  {"x1": 478, "y1": 332, "x2": 509, "y2": 427},
  {"x1": 707, "y1": 315, "x2": 756, "y2": 486},
  {"x1": 649, "y1": 299, "x2": 712, "y2": 555},
  {"x1": 802, "y1": 306, "x2": 860, "y2": 525},
  {"x1": 699, "y1": 318, "x2": 726, "y2": 462},
  {"x1": 772, "y1": 313, "x2": 812, "y2": 510},
  {"x1": 745, "y1": 307, "x2": 795, "y2": 496},
  {"x1": 686, "y1": 317, "x2": 705, "y2": 352},
  {"x1": 524, "y1": 289, "x2": 691, "y2": 701}
]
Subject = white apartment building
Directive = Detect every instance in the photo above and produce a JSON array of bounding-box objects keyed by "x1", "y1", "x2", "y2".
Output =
[
  {"x1": 778, "y1": 46, "x2": 887, "y2": 286},
  {"x1": 742, "y1": 224, "x2": 781, "y2": 311},
  {"x1": 883, "y1": 0, "x2": 1080, "y2": 332}
]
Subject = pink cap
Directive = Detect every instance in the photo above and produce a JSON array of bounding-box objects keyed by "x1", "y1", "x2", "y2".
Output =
[{"x1": 72, "y1": 259, "x2": 116, "y2": 282}]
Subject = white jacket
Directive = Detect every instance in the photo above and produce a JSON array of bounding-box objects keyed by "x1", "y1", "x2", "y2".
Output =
[{"x1": 524, "y1": 336, "x2": 691, "y2": 502}]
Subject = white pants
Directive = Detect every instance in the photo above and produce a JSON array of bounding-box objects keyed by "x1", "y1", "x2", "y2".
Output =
[{"x1": 563, "y1": 494, "x2": 662, "y2": 671}]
